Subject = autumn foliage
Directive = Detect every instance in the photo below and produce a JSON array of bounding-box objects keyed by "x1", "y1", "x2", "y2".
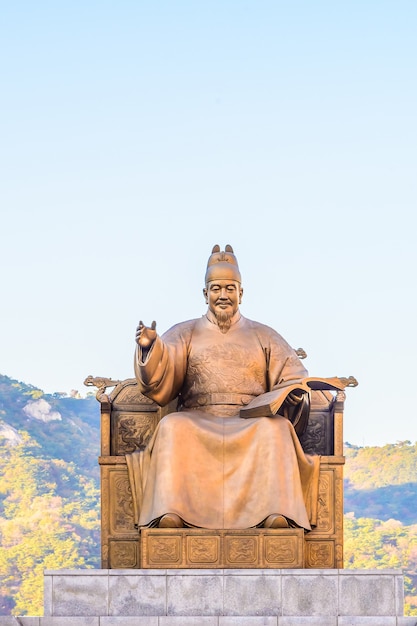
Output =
[{"x1": 0, "y1": 375, "x2": 416, "y2": 615}]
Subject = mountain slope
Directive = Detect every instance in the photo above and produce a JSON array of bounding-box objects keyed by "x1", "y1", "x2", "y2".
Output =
[
  {"x1": 0, "y1": 374, "x2": 416, "y2": 615},
  {"x1": 0, "y1": 374, "x2": 100, "y2": 478},
  {"x1": 344, "y1": 442, "x2": 417, "y2": 524}
]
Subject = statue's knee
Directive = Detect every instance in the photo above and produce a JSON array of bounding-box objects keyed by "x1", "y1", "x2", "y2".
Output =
[{"x1": 158, "y1": 411, "x2": 189, "y2": 435}]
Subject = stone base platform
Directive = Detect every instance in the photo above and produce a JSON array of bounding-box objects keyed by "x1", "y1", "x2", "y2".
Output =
[
  {"x1": 0, "y1": 618, "x2": 415, "y2": 626},
  {"x1": 0, "y1": 569, "x2": 415, "y2": 626}
]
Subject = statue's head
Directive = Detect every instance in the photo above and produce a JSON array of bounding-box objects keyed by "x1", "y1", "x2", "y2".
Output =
[{"x1": 203, "y1": 245, "x2": 243, "y2": 332}]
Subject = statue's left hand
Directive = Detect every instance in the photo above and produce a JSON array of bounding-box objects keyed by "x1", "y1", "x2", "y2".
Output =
[{"x1": 286, "y1": 391, "x2": 304, "y2": 406}]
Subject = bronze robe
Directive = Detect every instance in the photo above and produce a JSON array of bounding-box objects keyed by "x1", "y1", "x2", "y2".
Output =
[{"x1": 128, "y1": 313, "x2": 320, "y2": 530}]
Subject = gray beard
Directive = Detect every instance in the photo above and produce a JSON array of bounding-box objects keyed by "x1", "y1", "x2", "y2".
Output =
[{"x1": 214, "y1": 309, "x2": 233, "y2": 334}]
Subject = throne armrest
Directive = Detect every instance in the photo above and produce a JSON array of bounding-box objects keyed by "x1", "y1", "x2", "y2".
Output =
[{"x1": 89, "y1": 378, "x2": 174, "y2": 457}]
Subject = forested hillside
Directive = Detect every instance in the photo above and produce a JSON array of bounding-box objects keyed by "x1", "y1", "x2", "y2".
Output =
[
  {"x1": 0, "y1": 375, "x2": 100, "y2": 614},
  {"x1": 343, "y1": 442, "x2": 417, "y2": 614},
  {"x1": 0, "y1": 375, "x2": 100, "y2": 478},
  {"x1": 0, "y1": 374, "x2": 416, "y2": 615}
]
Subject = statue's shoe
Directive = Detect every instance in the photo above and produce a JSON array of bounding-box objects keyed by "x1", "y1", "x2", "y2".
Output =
[
  {"x1": 263, "y1": 514, "x2": 290, "y2": 529},
  {"x1": 159, "y1": 513, "x2": 184, "y2": 528}
]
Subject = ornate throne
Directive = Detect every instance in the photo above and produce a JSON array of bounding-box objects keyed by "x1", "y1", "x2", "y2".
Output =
[{"x1": 87, "y1": 370, "x2": 355, "y2": 570}]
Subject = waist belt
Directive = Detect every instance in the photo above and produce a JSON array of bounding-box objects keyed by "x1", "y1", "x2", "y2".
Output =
[{"x1": 183, "y1": 393, "x2": 257, "y2": 407}]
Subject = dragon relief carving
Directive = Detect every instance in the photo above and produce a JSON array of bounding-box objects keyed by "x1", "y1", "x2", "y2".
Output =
[
  {"x1": 110, "y1": 541, "x2": 137, "y2": 568},
  {"x1": 300, "y1": 416, "x2": 326, "y2": 455},
  {"x1": 316, "y1": 473, "x2": 331, "y2": 531},
  {"x1": 149, "y1": 537, "x2": 180, "y2": 563},
  {"x1": 265, "y1": 537, "x2": 296, "y2": 563},
  {"x1": 227, "y1": 537, "x2": 257, "y2": 563},
  {"x1": 116, "y1": 414, "x2": 156, "y2": 454},
  {"x1": 308, "y1": 541, "x2": 333, "y2": 568},
  {"x1": 112, "y1": 474, "x2": 135, "y2": 531},
  {"x1": 189, "y1": 537, "x2": 218, "y2": 563}
]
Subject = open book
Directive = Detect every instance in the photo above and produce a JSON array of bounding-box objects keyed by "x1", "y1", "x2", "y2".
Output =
[{"x1": 240, "y1": 376, "x2": 357, "y2": 419}]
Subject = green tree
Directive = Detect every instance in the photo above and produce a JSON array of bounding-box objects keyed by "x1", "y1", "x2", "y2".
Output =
[
  {"x1": 344, "y1": 516, "x2": 417, "y2": 616},
  {"x1": 0, "y1": 434, "x2": 100, "y2": 615}
]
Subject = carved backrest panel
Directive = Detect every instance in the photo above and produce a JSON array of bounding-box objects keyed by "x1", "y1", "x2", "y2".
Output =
[
  {"x1": 299, "y1": 390, "x2": 335, "y2": 455},
  {"x1": 112, "y1": 411, "x2": 160, "y2": 454}
]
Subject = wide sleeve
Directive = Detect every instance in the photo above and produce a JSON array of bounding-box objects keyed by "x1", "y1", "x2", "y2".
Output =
[
  {"x1": 266, "y1": 328, "x2": 310, "y2": 426},
  {"x1": 134, "y1": 320, "x2": 195, "y2": 406},
  {"x1": 266, "y1": 329, "x2": 308, "y2": 391}
]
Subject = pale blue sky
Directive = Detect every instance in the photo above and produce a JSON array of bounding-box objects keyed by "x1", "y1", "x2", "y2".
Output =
[{"x1": 1, "y1": 1, "x2": 416, "y2": 446}]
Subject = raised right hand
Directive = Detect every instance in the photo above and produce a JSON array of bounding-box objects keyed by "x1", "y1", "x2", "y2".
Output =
[{"x1": 135, "y1": 320, "x2": 157, "y2": 349}]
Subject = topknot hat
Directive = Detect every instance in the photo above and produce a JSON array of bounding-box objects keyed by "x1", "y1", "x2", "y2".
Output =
[{"x1": 205, "y1": 244, "x2": 241, "y2": 284}]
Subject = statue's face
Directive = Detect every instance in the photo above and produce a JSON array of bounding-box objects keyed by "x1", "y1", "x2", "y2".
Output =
[{"x1": 203, "y1": 280, "x2": 243, "y2": 317}]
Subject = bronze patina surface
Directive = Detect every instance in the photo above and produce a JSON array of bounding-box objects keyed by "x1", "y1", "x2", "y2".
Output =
[
  {"x1": 97, "y1": 382, "x2": 347, "y2": 568},
  {"x1": 141, "y1": 528, "x2": 305, "y2": 569},
  {"x1": 92, "y1": 244, "x2": 356, "y2": 569},
  {"x1": 129, "y1": 245, "x2": 320, "y2": 531}
]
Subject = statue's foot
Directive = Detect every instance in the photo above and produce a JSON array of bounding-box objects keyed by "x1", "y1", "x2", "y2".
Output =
[
  {"x1": 263, "y1": 514, "x2": 290, "y2": 529},
  {"x1": 159, "y1": 513, "x2": 184, "y2": 528}
]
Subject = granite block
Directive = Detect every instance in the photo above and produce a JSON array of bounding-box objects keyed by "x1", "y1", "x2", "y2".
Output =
[
  {"x1": 222, "y1": 569, "x2": 281, "y2": 576},
  {"x1": 166, "y1": 569, "x2": 224, "y2": 576},
  {"x1": 159, "y1": 618, "x2": 219, "y2": 626},
  {"x1": 44, "y1": 570, "x2": 109, "y2": 576},
  {"x1": 109, "y1": 569, "x2": 166, "y2": 576},
  {"x1": 223, "y1": 573, "x2": 281, "y2": 616},
  {"x1": 167, "y1": 573, "x2": 223, "y2": 616},
  {"x1": 338, "y1": 618, "x2": 397, "y2": 626},
  {"x1": 0, "y1": 619, "x2": 40, "y2": 625},
  {"x1": 40, "y1": 615, "x2": 100, "y2": 626},
  {"x1": 339, "y1": 574, "x2": 397, "y2": 616},
  {"x1": 100, "y1": 618, "x2": 158, "y2": 625},
  {"x1": 282, "y1": 573, "x2": 338, "y2": 616},
  {"x1": 397, "y1": 618, "x2": 417, "y2": 626},
  {"x1": 108, "y1": 573, "x2": 166, "y2": 616},
  {"x1": 52, "y1": 575, "x2": 108, "y2": 616},
  {"x1": 396, "y1": 573, "x2": 406, "y2": 615},
  {"x1": 43, "y1": 575, "x2": 53, "y2": 617},
  {"x1": 339, "y1": 569, "x2": 402, "y2": 576},
  {"x1": 282, "y1": 568, "x2": 336, "y2": 575},
  {"x1": 278, "y1": 618, "x2": 337, "y2": 626},
  {"x1": 220, "y1": 618, "x2": 278, "y2": 625}
]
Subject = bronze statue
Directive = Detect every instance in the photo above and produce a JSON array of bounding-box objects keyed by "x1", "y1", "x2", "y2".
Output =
[{"x1": 127, "y1": 245, "x2": 321, "y2": 531}]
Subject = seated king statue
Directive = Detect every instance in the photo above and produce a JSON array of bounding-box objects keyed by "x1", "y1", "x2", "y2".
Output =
[{"x1": 127, "y1": 245, "x2": 320, "y2": 532}]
